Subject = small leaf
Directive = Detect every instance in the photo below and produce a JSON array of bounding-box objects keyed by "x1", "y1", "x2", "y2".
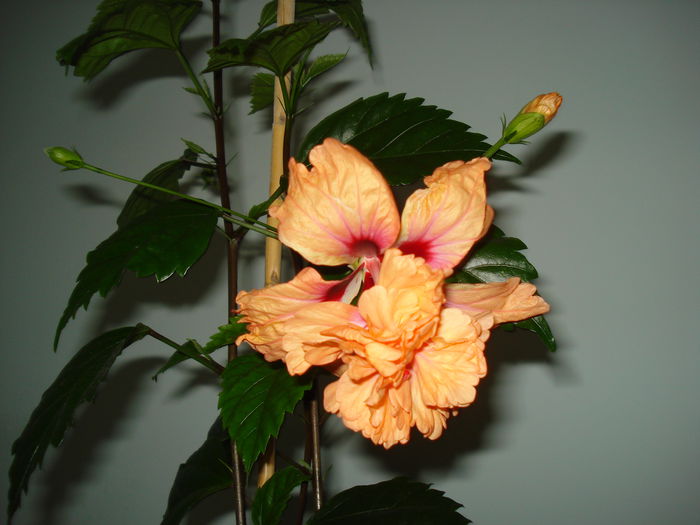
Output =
[
  {"x1": 152, "y1": 340, "x2": 223, "y2": 379},
  {"x1": 303, "y1": 53, "x2": 346, "y2": 85},
  {"x1": 306, "y1": 477, "x2": 471, "y2": 525},
  {"x1": 8, "y1": 324, "x2": 151, "y2": 521},
  {"x1": 205, "y1": 20, "x2": 338, "y2": 76},
  {"x1": 257, "y1": 1, "x2": 372, "y2": 63},
  {"x1": 252, "y1": 466, "x2": 309, "y2": 525},
  {"x1": 202, "y1": 317, "x2": 248, "y2": 354},
  {"x1": 161, "y1": 419, "x2": 232, "y2": 525},
  {"x1": 249, "y1": 72, "x2": 275, "y2": 114},
  {"x1": 449, "y1": 225, "x2": 556, "y2": 351},
  {"x1": 154, "y1": 318, "x2": 247, "y2": 379},
  {"x1": 55, "y1": 200, "x2": 219, "y2": 349},
  {"x1": 297, "y1": 93, "x2": 519, "y2": 186},
  {"x1": 57, "y1": 0, "x2": 202, "y2": 80},
  {"x1": 218, "y1": 354, "x2": 312, "y2": 472},
  {"x1": 180, "y1": 139, "x2": 214, "y2": 159},
  {"x1": 117, "y1": 149, "x2": 197, "y2": 228}
]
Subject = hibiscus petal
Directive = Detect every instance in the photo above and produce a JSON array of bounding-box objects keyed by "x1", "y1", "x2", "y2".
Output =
[
  {"x1": 324, "y1": 372, "x2": 411, "y2": 448},
  {"x1": 270, "y1": 138, "x2": 400, "y2": 266},
  {"x1": 411, "y1": 308, "x2": 486, "y2": 410},
  {"x1": 397, "y1": 157, "x2": 492, "y2": 270},
  {"x1": 235, "y1": 267, "x2": 347, "y2": 362},
  {"x1": 445, "y1": 277, "x2": 550, "y2": 326},
  {"x1": 357, "y1": 249, "x2": 445, "y2": 351},
  {"x1": 281, "y1": 301, "x2": 360, "y2": 375}
]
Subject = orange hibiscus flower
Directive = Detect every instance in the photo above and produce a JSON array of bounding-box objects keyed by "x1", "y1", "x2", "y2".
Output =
[{"x1": 236, "y1": 138, "x2": 549, "y2": 446}]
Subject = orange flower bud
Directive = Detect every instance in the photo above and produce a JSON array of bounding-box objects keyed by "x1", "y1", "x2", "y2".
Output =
[
  {"x1": 519, "y1": 92, "x2": 562, "y2": 124},
  {"x1": 502, "y1": 92, "x2": 562, "y2": 144}
]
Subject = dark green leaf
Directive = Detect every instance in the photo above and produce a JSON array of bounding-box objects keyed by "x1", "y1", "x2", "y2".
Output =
[
  {"x1": 306, "y1": 477, "x2": 471, "y2": 525},
  {"x1": 202, "y1": 317, "x2": 248, "y2": 354},
  {"x1": 57, "y1": 0, "x2": 202, "y2": 80},
  {"x1": 8, "y1": 325, "x2": 150, "y2": 521},
  {"x1": 249, "y1": 72, "x2": 275, "y2": 114},
  {"x1": 218, "y1": 354, "x2": 312, "y2": 472},
  {"x1": 116, "y1": 149, "x2": 197, "y2": 228},
  {"x1": 511, "y1": 315, "x2": 556, "y2": 351},
  {"x1": 449, "y1": 226, "x2": 537, "y2": 284},
  {"x1": 55, "y1": 200, "x2": 219, "y2": 349},
  {"x1": 303, "y1": 53, "x2": 346, "y2": 85},
  {"x1": 205, "y1": 20, "x2": 337, "y2": 76},
  {"x1": 257, "y1": 1, "x2": 372, "y2": 63},
  {"x1": 297, "y1": 93, "x2": 519, "y2": 186},
  {"x1": 449, "y1": 225, "x2": 556, "y2": 351},
  {"x1": 161, "y1": 419, "x2": 232, "y2": 525},
  {"x1": 252, "y1": 466, "x2": 309, "y2": 525}
]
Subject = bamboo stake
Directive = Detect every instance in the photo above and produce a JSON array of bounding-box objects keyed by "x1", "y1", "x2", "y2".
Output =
[{"x1": 258, "y1": 0, "x2": 295, "y2": 488}]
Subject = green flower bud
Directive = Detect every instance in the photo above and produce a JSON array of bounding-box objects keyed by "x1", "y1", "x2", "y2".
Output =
[
  {"x1": 503, "y1": 112, "x2": 546, "y2": 143},
  {"x1": 44, "y1": 146, "x2": 84, "y2": 170},
  {"x1": 502, "y1": 92, "x2": 562, "y2": 144}
]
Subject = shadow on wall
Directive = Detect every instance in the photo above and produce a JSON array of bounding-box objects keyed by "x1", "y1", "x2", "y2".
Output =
[
  {"x1": 320, "y1": 327, "x2": 561, "y2": 484},
  {"x1": 34, "y1": 357, "x2": 163, "y2": 525},
  {"x1": 76, "y1": 36, "x2": 212, "y2": 110}
]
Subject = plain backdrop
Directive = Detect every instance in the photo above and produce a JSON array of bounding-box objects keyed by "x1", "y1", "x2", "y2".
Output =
[{"x1": 2, "y1": 1, "x2": 699, "y2": 524}]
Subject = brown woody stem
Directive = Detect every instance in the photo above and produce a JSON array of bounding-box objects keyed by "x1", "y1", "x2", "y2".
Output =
[{"x1": 211, "y1": 0, "x2": 246, "y2": 523}]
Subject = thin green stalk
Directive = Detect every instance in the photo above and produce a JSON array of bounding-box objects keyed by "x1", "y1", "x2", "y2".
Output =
[
  {"x1": 81, "y1": 163, "x2": 276, "y2": 237},
  {"x1": 483, "y1": 136, "x2": 508, "y2": 159},
  {"x1": 147, "y1": 329, "x2": 224, "y2": 375}
]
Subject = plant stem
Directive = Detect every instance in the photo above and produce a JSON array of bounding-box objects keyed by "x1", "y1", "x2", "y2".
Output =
[
  {"x1": 258, "y1": 0, "x2": 296, "y2": 489},
  {"x1": 81, "y1": 163, "x2": 276, "y2": 236},
  {"x1": 210, "y1": 1, "x2": 246, "y2": 523},
  {"x1": 146, "y1": 329, "x2": 224, "y2": 375},
  {"x1": 309, "y1": 379, "x2": 323, "y2": 511},
  {"x1": 483, "y1": 136, "x2": 508, "y2": 159}
]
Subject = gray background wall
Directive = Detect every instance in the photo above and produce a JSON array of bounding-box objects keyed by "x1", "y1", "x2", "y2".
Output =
[{"x1": 2, "y1": 1, "x2": 699, "y2": 524}]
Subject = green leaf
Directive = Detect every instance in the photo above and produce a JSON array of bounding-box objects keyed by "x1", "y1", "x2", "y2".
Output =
[
  {"x1": 306, "y1": 477, "x2": 471, "y2": 525},
  {"x1": 303, "y1": 53, "x2": 346, "y2": 85},
  {"x1": 180, "y1": 139, "x2": 215, "y2": 160},
  {"x1": 512, "y1": 315, "x2": 556, "y2": 351},
  {"x1": 449, "y1": 226, "x2": 537, "y2": 284},
  {"x1": 218, "y1": 354, "x2": 312, "y2": 472},
  {"x1": 205, "y1": 20, "x2": 338, "y2": 76},
  {"x1": 8, "y1": 324, "x2": 151, "y2": 521},
  {"x1": 202, "y1": 317, "x2": 248, "y2": 354},
  {"x1": 297, "y1": 93, "x2": 519, "y2": 186},
  {"x1": 161, "y1": 419, "x2": 232, "y2": 525},
  {"x1": 57, "y1": 0, "x2": 202, "y2": 80},
  {"x1": 116, "y1": 149, "x2": 197, "y2": 228},
  {"x1": 252, "y1": 466, "x2": 309, "y2": 525},
  {"x1": 449, "y1": 225, "x2": 556, "y2": 351},
  {"x1": 257, "y1": 1, "x2": 372, "y2": 63},
  {"x1": 55, "y1": 200, "x2": 219, "y2": 350},
  {"x1": 249, "y1": 72, "x2": 275, "y2": 114}
]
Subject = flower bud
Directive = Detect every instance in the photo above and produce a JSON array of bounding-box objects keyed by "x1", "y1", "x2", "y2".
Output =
[
  {"x1": 44, "y1": 146, "x2": 84, "y2": 170},
  {"x1": 502, "y1": 92, "x2": 562, "y2": 143}
]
